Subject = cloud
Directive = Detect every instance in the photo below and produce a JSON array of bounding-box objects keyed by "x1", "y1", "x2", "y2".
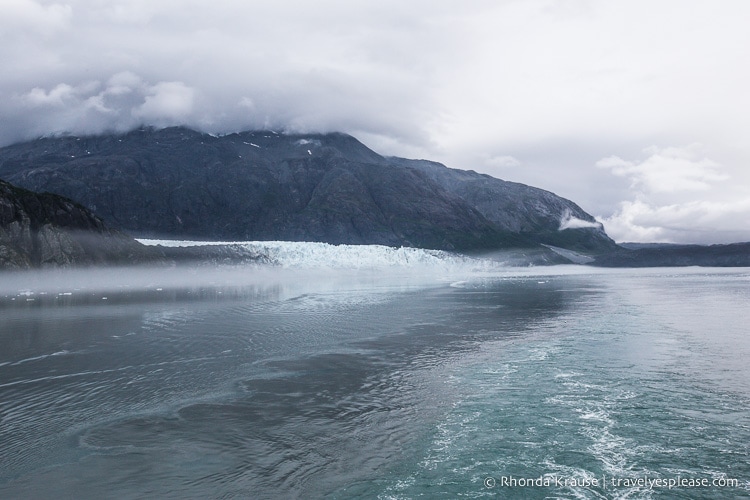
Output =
[
  {"x1": 133, "y1": 81, "x2": 196, "y2": 124},
  {"x1": 0, "y1": 0, "x2": 72, "y2": 36},
  {"x1": 2, "y1": 1, "x2": 749, "y2": 153},
  {"x1": 8, "y1": 75, "x2": 199, "y2": 138},
  {"x1": 106, "y1": 71, "x2": 144, "y2": 95},
  {"x1": 0, "y1": 0, "x2": 465, "y2": 147},
  {"x1": 485, "y1": 155, "x2": 522, "y2": 169},
  {"x1": 24, "y1": 83, "x2": 77, "y2": 107},
  {"x1": 595, "y1": 146, "x2": 750, "y2": 243},
  {"x1": 596, "y1": 145, "x2": 729, "y2": 194},
  {"x1": 598, "y1": 198, "x2": 750, "y2": 244},
  {"x1": 559, "y1": 209, "x2": 602, "y2": 230}
]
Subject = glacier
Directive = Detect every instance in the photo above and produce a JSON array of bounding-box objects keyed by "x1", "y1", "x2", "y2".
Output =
[
  {"x1": 0, "y1": 240, "x2": 603, "y2": 300},
  {"x1": 137, "y1": 239, "x2": 502, "y2": 271}
]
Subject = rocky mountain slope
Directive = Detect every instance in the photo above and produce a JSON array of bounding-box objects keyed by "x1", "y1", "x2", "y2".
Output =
[
  {"x1": 0, "y1": 179, "x2": 157, "y2": 269},
  {"x1": 0, "y1": 127, "x2": 616, "y2": 254},
  {"x1": 390, "y1": 158, "x2": 617, "y2": 254}
]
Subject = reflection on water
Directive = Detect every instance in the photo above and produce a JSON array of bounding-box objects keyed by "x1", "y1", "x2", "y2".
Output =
[{"x1": 1, "y1": 266, "x2": 750, "y2": 498}]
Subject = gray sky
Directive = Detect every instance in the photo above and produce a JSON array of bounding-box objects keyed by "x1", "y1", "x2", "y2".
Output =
[{"x1": 2, "y1": 0, "x2": 749, "y2": 243}]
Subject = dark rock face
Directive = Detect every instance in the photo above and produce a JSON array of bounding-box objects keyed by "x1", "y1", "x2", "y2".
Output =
[
  {"x1": 0, "y1": 127, "x2": 615, "y2": 253},
  {"x1": 0, "y1": 179, "x2": 157, "y2": 269}
]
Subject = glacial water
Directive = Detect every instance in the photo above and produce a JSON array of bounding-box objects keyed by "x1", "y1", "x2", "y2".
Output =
[{"x1": 1, "y1": 261, "x2": 749, "y2": 499}]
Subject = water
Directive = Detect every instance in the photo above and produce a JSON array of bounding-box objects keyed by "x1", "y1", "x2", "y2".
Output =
[{"x1": 1, "y1": 265, "x2": 749, "y2": 499}]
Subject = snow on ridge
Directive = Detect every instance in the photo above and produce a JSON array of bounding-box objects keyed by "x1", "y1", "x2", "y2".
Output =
[{"x1": 137, "y1": 239, "x2": 499, "y2": 270}]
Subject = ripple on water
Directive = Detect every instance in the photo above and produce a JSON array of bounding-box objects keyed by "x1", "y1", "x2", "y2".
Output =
[{"x1": 3, "y1": 269, "x2": 750, "y2": 499}]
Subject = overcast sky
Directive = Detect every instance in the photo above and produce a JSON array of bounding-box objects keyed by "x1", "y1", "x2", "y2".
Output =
[{"x1": 2, "y1": 0, "x2": 749, "y2": 243}]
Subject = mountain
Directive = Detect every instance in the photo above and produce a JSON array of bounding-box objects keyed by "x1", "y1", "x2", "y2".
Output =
[
  {"x1": 0, "y1": 179, "x2": 158, "y2": 269},
  {"x1": 592, "y1": 242, "x2": 750, "y2": 267},
  {"x1": 390, "y1": 158, "x2": 617, "y2": 254},
  {"x1": 0, "y1": 127, "x2": 616, "y2": 254}
]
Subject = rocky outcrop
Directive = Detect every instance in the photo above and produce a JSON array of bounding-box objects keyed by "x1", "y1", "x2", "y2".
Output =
[
  {"x1": 0, "y1": 127, "x2": 616, "y2": 254},
  {"x1": 0, "y1": 179, "x2": 158, "y2": 269}
]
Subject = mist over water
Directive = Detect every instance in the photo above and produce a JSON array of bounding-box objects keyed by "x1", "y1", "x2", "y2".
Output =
[{"x1": 1, "y1": 263, "x2": 749, "y2": 498}]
